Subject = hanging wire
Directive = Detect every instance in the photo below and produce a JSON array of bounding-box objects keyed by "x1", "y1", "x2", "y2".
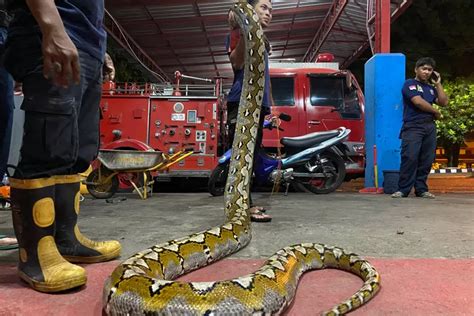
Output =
[{"x1": 104, "y1": 9, "x2": 169, "y2": 83}]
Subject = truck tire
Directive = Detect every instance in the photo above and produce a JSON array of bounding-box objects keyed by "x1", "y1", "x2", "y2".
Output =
[
  {"x1": 293, "y1": 151, "x2": 346, "y2": 194},
  {"x1": 208, "y1": 163, "x2": 229, "y2": 196}
]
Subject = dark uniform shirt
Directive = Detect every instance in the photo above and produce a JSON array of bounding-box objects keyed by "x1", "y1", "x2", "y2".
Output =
[
  {"x1": 225, "y1": 30, "x2": 271, "y2": 111},
  {"x1": 401, "y1": 78, "x2": 438, "y2": 123},
  {"x1": 7, "y1": 0, "x2": 106, "y2": 61}
]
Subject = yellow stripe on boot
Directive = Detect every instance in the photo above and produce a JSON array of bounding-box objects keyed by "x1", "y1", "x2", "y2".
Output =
[
  {"x1": 54, "y1": 175, "x2": 121, "y2": 263},
  {"x1": 62, "y1": 225, "x2": 121, "y2": 263},
  {"x1": 10, "y1": 177, "x2": 86, "y2": 293},
  {"x1": 18, "y1": 236, "x2": 87, "y2": 292}
]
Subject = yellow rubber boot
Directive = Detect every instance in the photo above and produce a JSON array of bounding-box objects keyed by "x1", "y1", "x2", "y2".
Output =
[
  {"x1": 10, "y1": 177, "x2": 86, "y2": 293},
  {"x1": 54, "y1": 175, "x2": 121, "y2": 263}
]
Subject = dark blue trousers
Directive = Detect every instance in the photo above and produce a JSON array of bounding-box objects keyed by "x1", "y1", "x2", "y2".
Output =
[
  {"x1": 0, "y1": 27, "x2": 14, "y2": 179},
  {"x1": 397, "y1": 121, "x2": 437, "y2": 195},
  {"x1": 4, "y1": 33, "x2": 102, "y2": 179}
]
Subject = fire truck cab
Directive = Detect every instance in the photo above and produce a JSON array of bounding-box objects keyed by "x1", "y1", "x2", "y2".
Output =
[{"x1": 265, "y1": 59, "x2": 366, "y2": 175}]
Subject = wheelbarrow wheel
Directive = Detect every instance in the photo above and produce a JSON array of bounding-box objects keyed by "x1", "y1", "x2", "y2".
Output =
[{"x1": 86, "y1": 168, "x2": 119, "y2": 199}]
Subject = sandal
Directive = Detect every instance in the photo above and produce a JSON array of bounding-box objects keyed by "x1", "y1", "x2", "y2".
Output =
[
  {"x1": 0, "y1": 235, "x2": 18, "y2": 250},
  {"x1": 249, "y1": 207, "x2": 272, "y2": 222},
  {"x1": 250, "y1": 206, "x2": 267, "y2": 213}
]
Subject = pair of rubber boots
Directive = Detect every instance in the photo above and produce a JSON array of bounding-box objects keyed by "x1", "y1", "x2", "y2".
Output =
[{"x1": 10, "y1": 175, "x2": 121, "y2": 293}]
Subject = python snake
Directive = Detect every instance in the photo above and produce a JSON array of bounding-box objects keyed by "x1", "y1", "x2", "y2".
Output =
[{"x1": 103, "y1": 2, "x2": 380, "y2": 315}]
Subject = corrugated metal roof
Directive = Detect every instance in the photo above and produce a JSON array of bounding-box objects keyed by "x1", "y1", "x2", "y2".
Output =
[{"x1": 105, "y1": 0, "x2": 411, "y2": 84}]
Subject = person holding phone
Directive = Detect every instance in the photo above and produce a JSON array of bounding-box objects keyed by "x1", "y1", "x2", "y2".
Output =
[{"x1": 392, "y1": 57, "x2": 448, "y2": 199}]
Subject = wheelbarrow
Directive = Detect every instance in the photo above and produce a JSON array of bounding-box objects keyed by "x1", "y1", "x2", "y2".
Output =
[{"x1": 85, "y1": 149, "x2": 193, "y2": 199}]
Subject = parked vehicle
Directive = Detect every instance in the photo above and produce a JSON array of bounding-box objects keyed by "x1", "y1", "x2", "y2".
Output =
[
  {"x1": 208, "y1": 113, "x2": 350, "y2": 196},
  {"x1": 265, "y1": 57, "x2": 366, "y2": 178},
  {"x1": 98, "y1": 56, "x2": 366, "y2": 184}
]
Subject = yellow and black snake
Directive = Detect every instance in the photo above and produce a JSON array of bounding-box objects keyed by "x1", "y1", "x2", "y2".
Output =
[{"x1": 103, "y1": 2, "x2": 380, "y2": 315}]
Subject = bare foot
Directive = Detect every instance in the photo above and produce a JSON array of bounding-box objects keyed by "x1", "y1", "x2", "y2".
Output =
[{"x1": 249, "y1": 206, "x2": 272, "y2": 222}]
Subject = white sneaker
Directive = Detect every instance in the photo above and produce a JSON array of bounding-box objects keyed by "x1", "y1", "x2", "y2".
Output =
[
  {"x1": 417, "y1": 192, "x2": 435, "y2": 199},
  {"x1": 391, "y1": 191, "x2": 407, "y2": 198}
]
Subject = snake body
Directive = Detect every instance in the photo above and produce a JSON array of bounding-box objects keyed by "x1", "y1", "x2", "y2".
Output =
[{"x1": 103, "y1": 2, "x2": 380, "y2": 315}]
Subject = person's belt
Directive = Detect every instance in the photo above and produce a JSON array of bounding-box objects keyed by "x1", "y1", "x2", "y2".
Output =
[{"x1": 405, "y1": 117, "x2": 434, "y2": 124}]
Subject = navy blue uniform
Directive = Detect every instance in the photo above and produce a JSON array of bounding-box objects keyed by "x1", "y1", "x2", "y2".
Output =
[
  {"x1": 225, "y1": 30, "x2": 271, "y2": 152},
  {"x1": 397, "y1": 79, "x2": 438, "y2": 195},
  {"x1": 225, "y1": 29, "x2": 271, "y2": 207},
  {"x1": 0, "y1": 4, "x2": 13, "y2": 180},
  {"x1": 4, "y1": 1, "x2": 105, "y2": 179}
]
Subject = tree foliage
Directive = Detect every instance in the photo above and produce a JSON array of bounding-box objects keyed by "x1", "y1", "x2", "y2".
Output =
[
  {"x1": 391, "y1": 0, "x2": 474, "y2": 79},
  {"x1": 350, "y1": 0, "x2": 474, "y2": 81},
  {"x1": 435, "y1": 78, "x2": 474, "y2": 145}
]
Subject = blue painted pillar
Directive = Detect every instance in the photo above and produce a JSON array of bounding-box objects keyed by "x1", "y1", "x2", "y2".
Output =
[{"x1": 364, "y1": 54, "x2": 405, "y2": 188}]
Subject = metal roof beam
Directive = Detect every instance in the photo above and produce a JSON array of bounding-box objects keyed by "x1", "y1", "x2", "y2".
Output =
[
  {"x1": 341, "y1": 0, "x2": 412, "y2": 68},
  {"x1": 118, "y1": 5, "x2": 331, "y2": 28},
  {"x1": 303, "y1": 0, "x2": 348, "y2": 62},
  {"x1": 104, "y1": 9, "x2": 171, "y2": 82},
  {"x1": 132, "y1": 21, "x2": 324, "y2": 46}
]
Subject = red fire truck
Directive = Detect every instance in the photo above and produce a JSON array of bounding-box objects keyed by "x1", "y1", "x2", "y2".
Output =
[{"x1": 99, "y1": 58, "x2": 365, "y2": 181}]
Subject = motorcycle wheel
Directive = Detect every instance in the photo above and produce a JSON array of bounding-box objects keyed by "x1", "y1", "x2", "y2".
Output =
[
  {"x1": 208, "y1": 163, "x2": 229, "y2": 196},
  {"x1": 293, "y1": 151, "x2": 346, "y2": 194}
]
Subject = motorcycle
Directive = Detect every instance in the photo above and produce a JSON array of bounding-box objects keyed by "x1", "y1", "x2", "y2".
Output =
[{"x1": 208, "y1": 113, "x2": 350, "y2": 196}]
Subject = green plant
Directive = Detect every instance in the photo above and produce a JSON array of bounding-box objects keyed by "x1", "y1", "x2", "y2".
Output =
[{"x1": 435, "y1": 78, "x2": 474, "y2": 166}]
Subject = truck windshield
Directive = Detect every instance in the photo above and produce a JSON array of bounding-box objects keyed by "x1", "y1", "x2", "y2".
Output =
[{"x1": 309, "y1": 76, "x2": 361, "y2": 119}]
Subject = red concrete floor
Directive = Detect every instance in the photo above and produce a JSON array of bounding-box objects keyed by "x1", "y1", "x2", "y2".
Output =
[{"x1": 0, "y1": 258, "x2": 473, "y2": 315}]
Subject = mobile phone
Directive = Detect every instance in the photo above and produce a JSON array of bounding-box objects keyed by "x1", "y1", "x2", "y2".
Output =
[{"x1": 430, "y1": 72, "x2": 439, "y2": 83}]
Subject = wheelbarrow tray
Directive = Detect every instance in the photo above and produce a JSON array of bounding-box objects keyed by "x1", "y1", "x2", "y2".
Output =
[{"x1": 97, "y1": 149, "x2": 164, "y2": 171}]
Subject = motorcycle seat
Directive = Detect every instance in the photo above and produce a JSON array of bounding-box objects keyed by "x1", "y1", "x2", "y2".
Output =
[{"x1": 281, "y1": 130, "x2": 340, "y2": 148}]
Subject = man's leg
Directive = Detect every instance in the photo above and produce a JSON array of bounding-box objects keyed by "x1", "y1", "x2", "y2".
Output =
[
  {"x1": 0, "y1": 66, "x2": 14, "y2": 179},
  {"x1": 72, "y1": 52, "x2": 102, "y2": 174},
  {"x1": 397, "y1": 126, "x2": 424, "y2": 196},
  {"x1": 54, "y1": 52, "x2": 121, "y2": 262},
  {"x1": 248, "y1": 110, "x2": 271, "y2": 222},
  {"x1": 226, "y1": 102, "x2": 239, "y2": 150},
  {"x1": 414, "y1": 123, "x2": 437, "y2": 196},
  {"x1": 15, "y1": 73, "x2": 81, "y2": 178}
]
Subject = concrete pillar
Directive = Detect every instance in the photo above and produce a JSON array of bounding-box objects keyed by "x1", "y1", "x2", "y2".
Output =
[{"x1": 364, "y1": 53, "x2": 405, "y2": 188}]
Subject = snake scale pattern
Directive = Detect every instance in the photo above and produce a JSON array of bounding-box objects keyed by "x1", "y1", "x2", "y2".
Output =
[{"x1": 103, "y1": 2, "x2": 380, "y2": 315}]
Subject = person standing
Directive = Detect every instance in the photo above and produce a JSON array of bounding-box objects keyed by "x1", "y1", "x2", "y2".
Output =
[
  {"x1": 392, "y1": 57, "x2": 448, "y2": 198},
  {"x1": 0, "y1": 0, "x2": 17, "y2": 248},
  {"x1": 4, "y1": 0, "x2": 121, "y2": 292},
  {"x1": 0, "y1": 0, "x2": 13, "y2": 189},
  {"x1": 226, "y1": 0, "x2": 273, "y2": 221}
]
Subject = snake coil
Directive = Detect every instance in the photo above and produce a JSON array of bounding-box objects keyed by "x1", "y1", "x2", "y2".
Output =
[{"x1": 103, "y1": 2, "x2": 380, "y2": 315}]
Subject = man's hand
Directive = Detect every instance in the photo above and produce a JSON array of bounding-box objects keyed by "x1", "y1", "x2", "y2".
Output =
[
  {"x1": 430, "y1": 71, "x2": 442, "y2": 85},
  {"x1": 228, "y1": 11, "x2": 239, "y2": 29},
  {"x1": 434, "y1": 110, "x2": 441, "y2": 120},
  {"x1": 42, "y1": 28, "x2": 80, "y2": 87},
  {"x1": 26, "y1": 0, "x2": 80, "y2": 87},
  {"x1": 103, "y1": 53, "x2": 115, "y2": 82}
]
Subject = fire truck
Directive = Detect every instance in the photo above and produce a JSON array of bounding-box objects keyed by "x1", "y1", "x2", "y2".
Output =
[{"x1": 99, "y1": 56, "x2": 366, "y2": 181}]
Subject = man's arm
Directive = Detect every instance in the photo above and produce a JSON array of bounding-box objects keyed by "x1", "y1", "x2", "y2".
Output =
[
  {"x1": 229, "y1": 33, "x2": 245, "y2": 70},
  {"x1": 431, "y1": 72, "x2": 448, "y2": 106},
  {"x1": 410, "y1": 96, "x2": 441, "y2": 119},
  {"x1": 26, "y1": 0, "x2": 80, "y2": 87},
  {"x1": 228, "y1": 11, "x2": 245, "y2": 70}
]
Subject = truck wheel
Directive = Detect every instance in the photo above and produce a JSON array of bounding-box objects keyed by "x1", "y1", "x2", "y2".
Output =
[
  {"x1": 86, "y1": 168, "x2": 119, "y2": 199},
  {"x1": 208, "y1": 163, "x2": 229, "y2": 196},
  {"x1": 293, "y1": 151, "x2": 346, "y2": 194}
]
